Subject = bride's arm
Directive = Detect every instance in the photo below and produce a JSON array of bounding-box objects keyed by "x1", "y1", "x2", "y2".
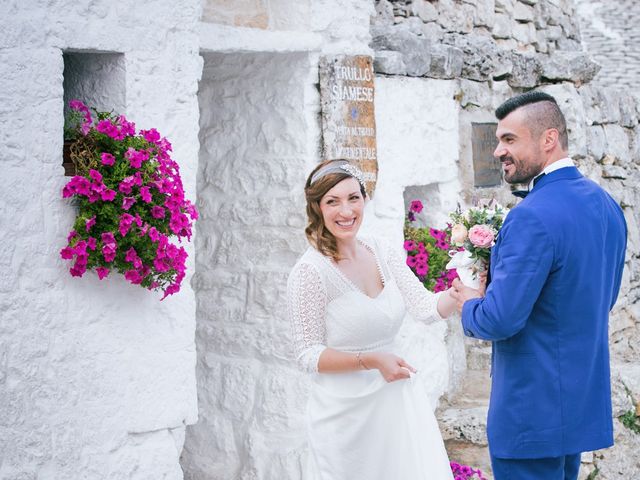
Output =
[
  {"x1": 384, "y1": 240, "x2": 457, "y2": 320},
  {"x1": 287, "y1": 262, "x2": 414, "y2": 381}
]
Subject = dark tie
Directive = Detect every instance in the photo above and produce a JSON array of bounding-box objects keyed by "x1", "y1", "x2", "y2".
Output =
[{"x1": 512, "y1": 173, "x2": 545, "y2": 199}]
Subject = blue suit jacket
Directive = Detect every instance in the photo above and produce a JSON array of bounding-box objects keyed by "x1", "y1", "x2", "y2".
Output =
[{"x1": 462, "y1": 167, "x2": 627, "y2": 459}]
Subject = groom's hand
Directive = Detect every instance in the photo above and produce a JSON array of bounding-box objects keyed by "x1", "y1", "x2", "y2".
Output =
[{"x1": 451, "y1": 279, "x2": 483, "y2": 313}]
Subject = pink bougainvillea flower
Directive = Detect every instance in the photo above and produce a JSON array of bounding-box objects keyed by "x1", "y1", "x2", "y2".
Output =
[
  {"x1": 96, "y1": 267, "x2": 110, "y2": 279},
  {"x1": 85, "y1": 215, "x2": 96, "y2": 232},
  {"x1": 60, "y1": 247, "x2": 75, "y2": 260},
  {"x1": 101, "y1": 152, "x2": 115, "y2": 166},
  {"x1": 102, "y1": 243, "x2": 117, "y2": 263},
  {"x1": 67, "y1": 230, "x2": 78, "y2": 242},
  {"x1": 118, "y1": 178, "x2": 134, "y2": 195},
  {"x1": 122, "y1": 196, "x2": 136, "y2": 211},
  {"x1": 403, "y1": 240, "x2": 416, "y2": 251},
  {"x1": 148, "y1": 227, "x2": 160, "y2": 242},
  {"x1": 409, "y1": 200, "x2": 423, "y2": 213},
  {"x1": 406, "y1": 255, "x2": 418, "y2": 268},
  {"x1": 151, "y1": 206, "x2": 165, "y2": 219},
  {"x1": 69, "y1": 99, "x2": 89, "y2": 113},
  {"x1": 101, "y1": 188, "x2": 117, "y2": 201},
  {"x1": 124, "y1": 270, "x2": 143, "y2": 284},
  {"x1": 87, "y1": 237, "x2": 97, "y2": 251},
  {"x1": 140, "y1": 186, "x2": 152, "y2": 203},
  {"x1": 141, "y1": 128, "x2": 161, "y2": 144},
  {"x1": 89, "y1": 169, "x2": 102, "y2": 183},
  {"x1": 119, "y1": 213, "x2": 135, "y2": 237}
]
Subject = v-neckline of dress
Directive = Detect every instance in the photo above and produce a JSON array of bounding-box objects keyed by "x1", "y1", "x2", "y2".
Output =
[{"x1": 321, "y1": 238, "x2": 387, "y2": 300}]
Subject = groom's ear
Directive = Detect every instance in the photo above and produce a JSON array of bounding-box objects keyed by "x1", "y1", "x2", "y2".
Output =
[{"x1": 541, "y1": 128, "x2": 560, "y2": 153}]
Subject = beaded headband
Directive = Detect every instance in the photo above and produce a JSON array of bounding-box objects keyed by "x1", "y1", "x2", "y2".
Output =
[{"x1": 310, "y1": 160, "x2": 367, "y2": 189}]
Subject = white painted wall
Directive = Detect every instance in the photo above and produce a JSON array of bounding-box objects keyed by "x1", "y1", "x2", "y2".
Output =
[
  {"x1": 365, "y1": 75, "x2": 463, "y2": 405},
  {"x1": 0, "y1": 2, "x2": 201, "y2": 479},
  {"x1": 183, "y1": 51, "x2": 319, "y2": 480}
]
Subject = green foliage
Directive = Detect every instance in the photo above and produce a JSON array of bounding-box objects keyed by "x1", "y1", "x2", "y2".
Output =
[{"x1": 620, "y1": 409, "x2": 640, "y2": 435}]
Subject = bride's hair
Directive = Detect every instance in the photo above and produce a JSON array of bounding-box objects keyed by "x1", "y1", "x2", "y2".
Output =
[{"x1": 304, "y1": 160, "x2": 367, "y2": 261}]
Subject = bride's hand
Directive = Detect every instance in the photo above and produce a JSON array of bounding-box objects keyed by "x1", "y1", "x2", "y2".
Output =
[{"x1": 364, "y1": 352, "x2": 416, "y2": 382}]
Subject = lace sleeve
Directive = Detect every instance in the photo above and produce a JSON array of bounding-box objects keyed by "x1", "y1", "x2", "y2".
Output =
[
  {"x1": 384, "y1": 242, "x2": 444, "y2": 324},
  {"x1": 287, "y1": 262, "x2": 327, "y2": 373}
]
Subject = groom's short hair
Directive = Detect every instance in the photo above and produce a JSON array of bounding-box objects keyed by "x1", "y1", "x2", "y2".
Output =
[{"x1": 496, "y1": 91, "x2": 569, "y2": 150}]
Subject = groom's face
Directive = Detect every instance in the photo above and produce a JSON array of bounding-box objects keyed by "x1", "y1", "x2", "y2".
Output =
[{"x1": 494, "y1": 107, "x2": 545, "y2": 185}]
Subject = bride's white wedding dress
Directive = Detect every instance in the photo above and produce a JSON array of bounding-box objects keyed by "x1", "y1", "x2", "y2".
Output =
[{"x1": 288, "y1": 237, "x2": 454, "y2": 480}]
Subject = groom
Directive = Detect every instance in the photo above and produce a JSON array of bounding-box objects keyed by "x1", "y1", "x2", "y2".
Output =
[{"x1": 451, "y1": 91, "x2": 627, "y2": 479}]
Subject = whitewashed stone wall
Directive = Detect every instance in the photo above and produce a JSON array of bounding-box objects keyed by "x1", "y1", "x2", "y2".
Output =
[
  {"x1": 0, "y1": 2, "x2": 201, "y2": 479},
  {"x1": 364, "y1": 75, "x2": 464, "y2": 400},
  {"x1": 183, "y1": 51, "x2": 320, "y2": 479}
]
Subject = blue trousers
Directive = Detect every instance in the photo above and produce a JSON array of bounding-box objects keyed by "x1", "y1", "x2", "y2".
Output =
[{"x1": 491, "y1": 453, "x2": 581, "y2": 480}]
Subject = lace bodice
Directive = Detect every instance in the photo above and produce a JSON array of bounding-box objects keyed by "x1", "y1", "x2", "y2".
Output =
[{"x1": 287, "y1": 237, "x2": 444, "y2": 373}]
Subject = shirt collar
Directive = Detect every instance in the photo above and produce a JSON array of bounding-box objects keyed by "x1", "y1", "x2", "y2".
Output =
[{"x1": 527, "y1": 157, "x2": 574, "y2": 191}]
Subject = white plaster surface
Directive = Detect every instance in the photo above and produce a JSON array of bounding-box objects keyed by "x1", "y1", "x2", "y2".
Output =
[{"x1": 0, "y1": 2, "x2": 201, "y2": 478}]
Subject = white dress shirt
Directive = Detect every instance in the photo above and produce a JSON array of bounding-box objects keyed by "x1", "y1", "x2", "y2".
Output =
[{"x1": 528, "y1": 157, "x2": 574, "y2": 191}]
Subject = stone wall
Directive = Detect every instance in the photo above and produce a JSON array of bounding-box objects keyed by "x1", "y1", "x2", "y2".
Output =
[
  {"x1": 372, "y1": 1, "x2": 640, "y2": 478},
  {"x1": 182, "y1": 50, "x2": 318, "y2": 479},
  {"x1": 0, "y1": 2, "x2": 201, "y2": 479}
]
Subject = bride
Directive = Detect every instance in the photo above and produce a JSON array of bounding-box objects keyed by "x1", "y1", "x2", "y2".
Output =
[{"x1": 287, "y1": 159, "x2": 457, "y2": 479}]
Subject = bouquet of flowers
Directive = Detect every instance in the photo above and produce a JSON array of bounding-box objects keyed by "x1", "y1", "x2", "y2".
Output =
[
  {"x1": 403, "y1": 200, "x2": 459, "y2": 293},
  {"x1": 59, "y1": 100, "x2": 198, "y2": 300},
  {"x1": 446, "y1": 200, "x2": 508, "y2": 289}
]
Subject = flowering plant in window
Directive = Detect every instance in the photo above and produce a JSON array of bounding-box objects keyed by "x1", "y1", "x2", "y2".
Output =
[
  {"x1": 445, "y1": 200, "x2": 508, "y2": 289},
  {"x1": 403, "y1": 200, "x2": 459, "y2": 293},
  {"x1": 450, "y1": 461, "x2": 487, "y2": 480},
  {"x1": 59, "y1": 100, "x2": 198, "y2": 300}
]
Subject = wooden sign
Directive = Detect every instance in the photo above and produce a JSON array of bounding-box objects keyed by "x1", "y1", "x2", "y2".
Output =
[
  {"x1": 472, "y1": 123, "x2": 502, "y2": 188},
  {"x1": 319, "y1": 55, "x2": 378, "y2": 197}
]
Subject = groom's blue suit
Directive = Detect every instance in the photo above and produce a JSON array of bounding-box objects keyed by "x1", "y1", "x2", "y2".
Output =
[{"x1": 462, "y1": 167, "x2": 627, "y2": 465}]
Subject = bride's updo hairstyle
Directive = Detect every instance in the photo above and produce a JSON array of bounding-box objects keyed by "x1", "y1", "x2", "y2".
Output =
[{"x1": 304, "y1": 159, "x2": 367, "y2": 261}]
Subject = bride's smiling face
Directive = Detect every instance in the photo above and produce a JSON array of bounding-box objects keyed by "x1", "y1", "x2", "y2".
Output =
[{"x1": 319, "y1": 177, "x2": 365, "y2": 243}]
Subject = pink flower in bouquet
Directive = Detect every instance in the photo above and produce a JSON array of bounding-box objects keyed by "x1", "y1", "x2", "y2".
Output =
[{"x1": 468, "y1": 225, "x2": 495, "y2": 248}]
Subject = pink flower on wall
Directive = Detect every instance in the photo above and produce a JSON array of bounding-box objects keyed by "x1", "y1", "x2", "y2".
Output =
[{"x1": 60, "y1": 100, "x2": 197, "y2": 299}]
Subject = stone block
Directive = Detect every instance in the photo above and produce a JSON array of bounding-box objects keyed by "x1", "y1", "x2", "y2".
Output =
[
  {"x1": 619, "y1": 92, "x2": 639, "y2": 128},
  {"x1": 427, "y1": 44, "x2": 464, "y2": 79},
  {"x1": 457, "y1": 78, "x2": 492, "y2": 110},
  {"x1": 540, "y1": 51, "x2": 600, "y2": 85},
  {"x1": 371, "y1": 25, "x2": 432, "y2": 76},
  {"x1": 373, "y1": 0, "x2": 394, "y2": 26},
  {"x1": 587, "y1": 125, "x2": 606, "y2": 160},
  {"x1": 373, "y1": 50, "x2": 407, "y2": 75},
  {"x1": 512, "y1": 21, "x2": 537, "y2": 45},
  {"x1": 534, "y1": 30, "x2": 548, "y2": 53},
  {"x1": 438, "y1": 406, "x2": 488, "y2": 444},
  {"x1": 602, "y1": 165, "x2": 627, "y2": 180},
  {"x1": 220, "y1": 360, "x2": 262, "y2": 421},
  {"x1": 444, "y1": 33, "x2": 506, "y2": 82},
  {"x1": 472, "y1": 0, "x2": 495, "y2": 29},
  {"x1": 409, "y1": 0, "x2": 438, "y2": 22},
  {"x1": 579, "y1": 85, "x2": 623, "y2": 126},
  {"x1": 492, "y1": 13, "x2": 513, "y2": 40},
  {"x1": 603, "y1": 124, "x2": 631, "y2": 166},
  {"x1": 495, "y1": 0, "x2": 515, "y2": 14},
  {"x1": 248, "y1": 270, "x2": 289, "y2": 318},
  {"x1": 507, "y1": 52, "x2": 541, "y2": 88},
  {"x1": 514, "y1": 1, "x2": 535, "y2": 22},
  {"x1": 253, "y1": 366, "x2": 309, "y2": 432}
]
